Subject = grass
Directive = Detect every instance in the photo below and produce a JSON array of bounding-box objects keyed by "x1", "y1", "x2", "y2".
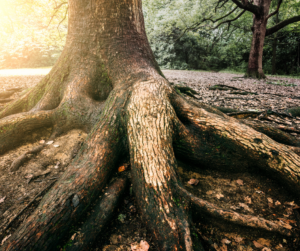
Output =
[{"x1": 0, "y1": 67, "x2": 52, "y2": 76}]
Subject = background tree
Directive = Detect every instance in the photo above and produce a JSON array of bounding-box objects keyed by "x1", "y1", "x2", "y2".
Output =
[{"x1": 182, "y1": 0, "x2": 300, "y2": 78}]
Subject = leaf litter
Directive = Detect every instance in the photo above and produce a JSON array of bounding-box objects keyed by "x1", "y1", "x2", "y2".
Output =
[{"x1": 1, "y1": 71, "x2": 300, "y2": 250}]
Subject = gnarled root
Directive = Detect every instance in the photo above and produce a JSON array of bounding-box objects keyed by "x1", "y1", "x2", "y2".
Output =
[
  {"x1": 10, "y1": 145, "x2": 45, "y2": 172},
  {"x1": 171, "y1": 94, "x2": 300, "y2": 193},
  {"x1": 0, "y1": 111, "x2": 54, "y2": 155},
  {"x1": 175, "y1": 185, "x2": 292, "y2": 236},
  {"x1": 127, "y1": 80, "x2": 198, "y2": 251},
  {"x1": 65, "y1": 176, "x2": 129, "y2": 251},
  {"x1": 2, "y1": 122, "x2": 123, "y2": 251},
  {"x1": 239, "y1": 119, "x2": 300, "y2": 147}
]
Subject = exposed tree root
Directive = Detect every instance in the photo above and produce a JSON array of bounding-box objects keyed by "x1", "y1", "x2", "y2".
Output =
[
  {"x1": 65, "y1": 176, "x2": 129, "y2": 251},
  {"x1": 0, "y1": 111, "x2": 54, "y2": 155},
  {"x1": 10, "y1": 145, "x2": 45, "y2": 172},
  {"x1": 171, "y1": 94, "x2": 300, "y2": 193},
  {"x1": 239, "y1": 119, "x2": 300, "y2": 147},
  {"x1": 3, "y1": 180, "x2": 57, "y2": 233},
  {"x1": 2, "y1": 124, "x2": 124, "y2": 250},
  {"x1": 0, "y1": 92, "x2": 14, "y2": 99},
  {"x1": 175, "y1": 185, "x2": 292, "y2": 236},
  {"x1": 286, "y1": 107, "x2": 300, "y2": 117},
  {"x1": 127, "y1": 80, "x2": 195, "y2": 250},
  {"x1": 174, "y1": 85, "x2": 199, "y2": 99}
]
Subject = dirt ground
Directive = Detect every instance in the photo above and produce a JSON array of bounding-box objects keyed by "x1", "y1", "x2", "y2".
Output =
[{"x1": 0, "y1": 70, "x2": 300, "y2": 251}]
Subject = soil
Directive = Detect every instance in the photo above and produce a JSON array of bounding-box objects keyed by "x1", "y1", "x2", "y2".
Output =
[{"x1": 0, "y1": 70, "x2": 300, "y2": 251}]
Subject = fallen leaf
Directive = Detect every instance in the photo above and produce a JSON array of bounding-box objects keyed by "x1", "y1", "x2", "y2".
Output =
[
  {"x1": 257, "y1": 238, "x2": 271, "y2": 247},
  {"x1": 1, "y1": 234, "x2": 11, "y2": 246},
  {"x1": 221, "y1": 239, "x2": 231, "y2": 244},
  {"x1": 216, "y1": 244, "x2": 228, "y2": 251},
  {"x1": 213, "y1": 243, "x2": 218, "y2": 249},
  {"x1": 284, "y1": 201, "x2": 295, "y2": 206},
  {"x1": 216, "y1": 193, "x2": 224, "y2": 199},
  {"x1": 131, "y1": 240, "x2": 149, "y2": 251},
  {"x1": 118, "y1": 166, "x2": 126, "y2": 172},
  {"x1": 71, "y1": 233, "x2": 76, "y2": 241},
  {"x1": 262, "y1": 248, "x2": 271, "y2": 251},
  {"x1": 188, "y1": 178, "x2": 199, "y2": 185},
  {"x1": 267, "y1": 197, "x2": 273, "y2": 204},
  {"x1": 255, "y1": 190, "x2": 264, "y2": 194},
  {"x1": 0, "y1": 196, "x2": 6, "y2": 203},
  {"x1": 282, "y1": 223, "x2": 292, "y2": 229},
  {"x1": 278, "y1": 218, "x2": 296, "y2": 224},
  {"x1": 206, "y1": 190, "x2": 213, "y2": 195},
  {"x1": 54, "y1": 162, "x2": 60, "y2": 169},
  {"x1": 244, "y1": 196, "x2": 252, "y2": 204},
  {"x1": 234, "y1": 236, "x2": 244, "y2": 243},
  {"x1": 275, "y1": 200, "x2": 281, "y2": 206},
  {"x1": 239, "y1": 203, "x2": 254, "y2": 213},
  {"x1": 236, "y1": 179, "x2": 244, "y2": 185},
  {"x1": 253, "y1": 241, "x2": 264, "y2": 248}
]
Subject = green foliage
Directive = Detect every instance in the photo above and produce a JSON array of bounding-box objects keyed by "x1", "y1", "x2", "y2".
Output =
[
  {"x1": 143, "y1": 0, "x2": 300, "y2": 75},
  {"x1": 0, "y1": 0, "x2": 67, "y2": 69}
]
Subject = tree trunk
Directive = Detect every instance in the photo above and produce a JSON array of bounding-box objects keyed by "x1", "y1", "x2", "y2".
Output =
[
  {"x1": 271, "y1": 33, "x2": 278, "y2": 75},
  {"x1": 245, "y1": 0, "x2": 272, "y2": 79},
  {"x1": 271, "y1": 12, "x2": 279, "y2": 75},
  {"x1": 1, "y1": 0, "x2": 300, "y2": 250},
  {"x1": 246, "y1": 16, "x2": 267, "y2": 78}
]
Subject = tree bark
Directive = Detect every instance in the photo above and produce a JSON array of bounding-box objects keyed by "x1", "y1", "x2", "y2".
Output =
[
  {"x1": 271, "y1": 12, "x2": 279, "y2": 75},
  {"x1": 245, "y1": 0, "x2": 272, "y2": 78}
]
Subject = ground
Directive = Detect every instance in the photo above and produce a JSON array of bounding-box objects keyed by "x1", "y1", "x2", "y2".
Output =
[{"x1": 0, "y1": 69, "x2": 299, "y2": 251}]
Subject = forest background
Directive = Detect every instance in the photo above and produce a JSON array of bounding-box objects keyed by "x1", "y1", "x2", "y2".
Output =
[{"x1": 0, "y1": 0, "x2": 300, "y2": 76}]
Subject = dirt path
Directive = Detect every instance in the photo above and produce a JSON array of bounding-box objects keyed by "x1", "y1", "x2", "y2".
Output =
[{"x1": 0, "y1": 70, "x2": 299, "y2": 251}]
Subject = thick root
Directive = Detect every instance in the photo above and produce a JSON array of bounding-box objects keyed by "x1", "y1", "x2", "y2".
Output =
[
  {"x1": 239, "y1": 119, "x2": 300, "y2": 147},
  {"x1": 2, "y1": 86, "x2": 129, "y2": 251},
  {"x1": 65, "y1": 176, "x2": 129, "y2": 251},
  {"x1": 175, "y1": 185, "x2": 292, "y2": 236},
  {"x1": 9, "y1": 145, "x2": 45, "y2": 172},
  {"x1": 127, "y1": 80, "x2": 198, "y2": 251},
  {"x1": 0, "y1": 111, "x2": 54, "y2": 155},
  {"x1": 3, "y1": 126, "x2": 119, "y2": 250},
  {"x1": 171, "y1": 94, "x2": 300, "y2": 193}
]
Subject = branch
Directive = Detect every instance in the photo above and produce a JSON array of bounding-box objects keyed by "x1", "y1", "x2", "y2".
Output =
[
  {"x1": 213, "y1": 9, "x2": 246, "y2": 29},
  {"x1": 267, "y1": 0, "x2": 282, "y2": 20},
  {"x1": 214, "y1": 6, "x2": 239, "y2": 23},
  {"x1": 266, "y1": 15, "x2": 300, "y2": 36},
  {"x1": 54, "y1": 2, "x2": 68, "y2": 10},
  {"x1": 47, "y1": 2, "x2": 68, "y2": 28},
  {"x1": 231, "y1": 0, "x2": 260, "y2": 15}
]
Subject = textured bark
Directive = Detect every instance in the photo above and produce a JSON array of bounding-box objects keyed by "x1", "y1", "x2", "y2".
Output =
[
  {"x1": 66, "y1": 177, "x2": 129, "y2": 251},
  {"x1": 1, "y1": 0, "x2": 300, "y2": 250},
  {"x1": 245, "y1": 0, "x2": 271, "y2": 79}
]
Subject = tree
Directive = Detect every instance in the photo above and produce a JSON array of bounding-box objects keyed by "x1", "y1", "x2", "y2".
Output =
[
  {"x1": 1, "y1": 0, "x2": 300, "y2": 250},
  {"x1": 212, "y1": 0, "x2": 300, "y2": 78}
]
